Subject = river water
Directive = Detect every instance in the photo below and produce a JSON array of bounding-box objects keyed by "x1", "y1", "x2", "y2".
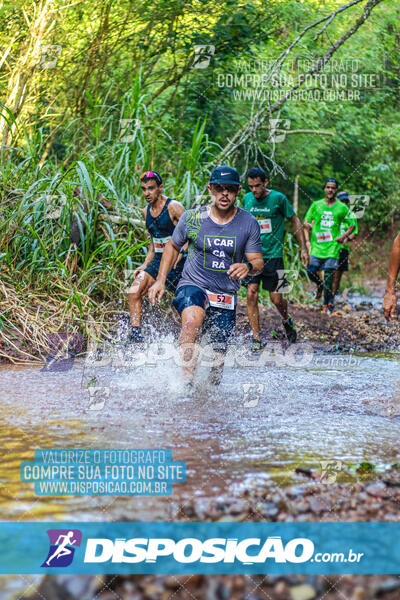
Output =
[
  {"x1": 0, "y1": 343, "x2": 399, "y2": 599},
  {"x1": 1, "y1": 343, "x2": 399, "y2": 525}
]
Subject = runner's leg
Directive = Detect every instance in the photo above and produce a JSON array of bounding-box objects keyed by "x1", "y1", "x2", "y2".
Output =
[
  {"x1": 332, "y1": 270, "x2": 343, "y2": 297},
  {"x1": 246, "y1": 282, "x2": 261, "y2": 341},
  {"x1": 179, "y1": 305, "x2": 205, "y2": 381},
  {"x1": 307, "y1": 268, "x2": 324, "y2": 298},
  {"x1": 323, "y1": 269, "x2": 335, "y2": 307},
  {"x1": 204, "y1": 306, "x2": 236, "y2": 385},
  {"x1": 269, "y1": 292, "x2": 288, "y2": 321},
  {"x1": 128, "y1": 271, "x2": 154, "y2": 327}
]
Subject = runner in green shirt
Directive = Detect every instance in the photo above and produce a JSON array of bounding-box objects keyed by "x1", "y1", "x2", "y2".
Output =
[
  {"x1": 304, "y1": 179, "x2": 355, "y2": 314},
  {"x1": 332, "y1": 191, "x2": 359, "y2": 297},
  {"x1": 241, "y1": 167, "x2": 309, "y2": 349}
]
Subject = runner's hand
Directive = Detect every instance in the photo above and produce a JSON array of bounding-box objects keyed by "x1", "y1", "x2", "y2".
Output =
[
  {"x1": 335, "y1": 235, "x2": 345, "y2": 244},
  {"x1": 133, "y1": 266, "x2": 145, "y2": 279},
  {"x1": 148, "y1": 280, "x2": 166, "y2": 304},
  {"x1": 301, "y1": 248, "x2": 309, "y2": 267},
  {"x1": 383, "y1": 291, "x2": 398, "y2": 321},
  {"x1": 173, "y1": 253, "x2": 183, "y2": 269},
  {"x1": 228, "y1": 262, "x2": 250, "y2": 280}
]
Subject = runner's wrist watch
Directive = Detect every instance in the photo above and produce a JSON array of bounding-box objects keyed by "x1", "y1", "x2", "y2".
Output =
[{"x1": 245, "y1": 261, "x2": 253, "y2": 274}]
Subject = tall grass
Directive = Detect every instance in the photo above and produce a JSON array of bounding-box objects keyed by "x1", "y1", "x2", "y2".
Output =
[{"x1": 0, "y1": 75, "x2": 306, "y2": 360}]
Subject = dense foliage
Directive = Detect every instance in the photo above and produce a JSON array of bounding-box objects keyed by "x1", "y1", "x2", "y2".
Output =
[{"x1": 0, "y1": 0, "x2": 398, "y2": 355}]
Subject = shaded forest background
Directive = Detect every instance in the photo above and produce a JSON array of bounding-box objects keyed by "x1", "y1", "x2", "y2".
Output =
[{"x1": 0, "y1": 0, "x2": 399, "y2": 358}]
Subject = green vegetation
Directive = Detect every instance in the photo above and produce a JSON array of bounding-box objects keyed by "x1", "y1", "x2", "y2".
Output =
[{"x1": 0, "y1": 0, "x2": 398, "y2": 359}]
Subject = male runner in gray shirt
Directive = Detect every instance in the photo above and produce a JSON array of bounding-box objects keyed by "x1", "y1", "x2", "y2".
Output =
[{"x1": 148, "y1": 166, "x2": 263, "y2": 386}]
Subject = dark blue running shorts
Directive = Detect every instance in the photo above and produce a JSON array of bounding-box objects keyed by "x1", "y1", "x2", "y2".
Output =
[
  {"x1": 173, "y1": 284, "x2": 236, "y2": 345},
  {"x1": 144, "y1": 255, "x2": 185, "y2": 293}
]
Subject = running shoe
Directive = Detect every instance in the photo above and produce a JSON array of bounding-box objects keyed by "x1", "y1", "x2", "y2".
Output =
[
  {"x1": 125, "y1": 327, "x2": 144, "y2": 345},
  {"x1": 283, "y1": 316, "x2": 297, "y2": 343},
  {"x1": 251, "y1": 338, "x2": 263, "y2": 352},
  {"x1": 312, "y1": 288, "x2": 323, "y2": 303},
  {"x1": 321, "y1": 303, "x2": 335, "y2": 315}
]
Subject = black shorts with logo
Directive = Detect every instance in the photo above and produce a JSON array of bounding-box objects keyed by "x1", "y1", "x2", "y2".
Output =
[{"x1": 241, "y1": 257, "x2": 287, "y2": 292}]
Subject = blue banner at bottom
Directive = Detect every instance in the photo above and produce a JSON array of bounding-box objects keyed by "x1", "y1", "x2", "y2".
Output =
[{"x1": 0, "y1": 522, "x2": 399, "y2": 574}]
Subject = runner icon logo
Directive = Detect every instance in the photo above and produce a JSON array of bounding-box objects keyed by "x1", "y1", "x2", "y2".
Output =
[
  {"x1": 192, "y1": 45, "x2": 215, "y2": 69},
  {"x1": 276, "y1": 269, "x2": 299, "y2": 294},
  {"x1": 41, "y1": 529, "x2": 82, "y2": 567},
  {"x1": 268, "y1": 118, "x2": 291, "y2": 143},
  {"x1": 242, "y1": 383, "x2": 264, "y2": 408},
  {"x1": 319, "y1": 460, "x2": 342, "y2": 484},
  {"x1": 39, "y1": 45, "x2": 62, "y2": 69},
  {"x1": 88, "y1": 386, "x2": 110, "y2": 411},
  {"x1": 348, "y1": 195, "x2": 370, "y2": 219}
]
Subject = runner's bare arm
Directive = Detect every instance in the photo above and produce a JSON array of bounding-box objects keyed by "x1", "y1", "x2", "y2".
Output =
[
  {"x1": 303, "y1": 220, "x2": 312, "y2": 252},
  {"x1": 148, "y1": 240, "x2": 181, "y2": 304},
  {"x1": 335, "y1": 224, "x2": 355, "y2": 244},
  {"x1": 383, "y1": 233, "x2": 400, "y2": 321},
  {"x1": 228, "y1": 252, "x2": 263, "y2": 280},
  {"x1": 168, "y1": 200, "x2": 185, "y2": 225},
  {"x1": 291, "y1": 214, "x2": 309, "y2": 266},
  {"x1": 168, "y1": 201, "x2": 188, "y2": 262}
]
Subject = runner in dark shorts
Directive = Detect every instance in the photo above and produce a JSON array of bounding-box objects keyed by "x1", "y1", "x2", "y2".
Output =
[
  {"x1": 148, "y1": 165, "x2": 264, "y2": 386},
  {"x1": 127, "y1": 170, "x2": 186, "y2": 343},
  {"x1": 241, "y1": 167, "x2": 309, "y2": 349},
  {"x1": 304, "y1": 180, "x2": 356, "y2": 314},
  {"x1": 242, "y1": 258, "x2": 287, "y2": 292}
]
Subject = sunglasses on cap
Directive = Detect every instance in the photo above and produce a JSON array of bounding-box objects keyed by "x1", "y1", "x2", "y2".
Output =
[
  {"x1": 140, "y1": 171, "x2": 162, "y2": 184},
  {"x1": 211, "y1": 183, "x2": 239, "y2": 193}
]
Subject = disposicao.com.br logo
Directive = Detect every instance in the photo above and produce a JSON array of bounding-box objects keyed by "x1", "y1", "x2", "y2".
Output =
[
  {"x1": 82, "y1": 536, "x2": 362, "y2": 565},
  {"x1": 41, "y1": 529, "x2": 82, "y2": 567}
]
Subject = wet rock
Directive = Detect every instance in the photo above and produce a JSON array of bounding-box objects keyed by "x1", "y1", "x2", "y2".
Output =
[
  {"x1": 286, "y1": 485, "x2": 309, "y2": 498},
  {"x1": 217, "y1": 514, "x2": 239, "y2": 522},
  {"x1": 309, "y1": 496, "x2": 332, "y2": 514},
  {"x1": 274, "y1": 581, "x2": 287, "y2": 594},
  {"x1": 374, "y1": 577, "x2": 400, "y2": 595},
  {"x1": 216, "y1": 582, "x2": 231, "y2": 599},
  {"x1": 295, "y1": 467, "x2": 313, "y2": 478},
  {"x1": 260, "y1": 501, "x2": 279, "y2": 517},
  {"x1": 164, "y1": 575, "x2": 183, "y2": 590},
  {"x1": 36, "y1": 575, "x2": 103, "y2": 600},
  {"x1": 227, "y1": 500, "x2": 249, "y2": 515},
  {"x1": 293, "y1": 499, "x2": 310, "y2": 514},
  {"x1": 352, "y1": 587, "x2": 367, "y2": 600},
  {"x1": 289, "y1": 584, "x2": 317, "y2": 600},
  {"x1": 365, "y1": 482, "x2": 391, "y2": 498},
  {"x1": 181, "y1": 502, "x2": 197, "y2": 517}
]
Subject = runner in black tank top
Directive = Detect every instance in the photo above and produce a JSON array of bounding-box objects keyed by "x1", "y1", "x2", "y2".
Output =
[
  {"x1": 145, "y1": 197, "x2": 175, "y2": 253},
  {"x1": 127, "y1": 170, "x2": 187, "y2": 344}
]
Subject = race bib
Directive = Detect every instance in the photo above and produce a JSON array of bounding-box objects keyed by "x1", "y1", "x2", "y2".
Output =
[
  {"x1": 153, "y1": 236, "x2": 171, "y2": 253},
  {"x1": 257, "y1": 218, "x2": 272, "y2": 233},
  {"x1": 316, "y1": 231, "x2": 333, "y2": 242},
  {"x1": 206, "y1": 290, "x2": 235, "y2": 310}
]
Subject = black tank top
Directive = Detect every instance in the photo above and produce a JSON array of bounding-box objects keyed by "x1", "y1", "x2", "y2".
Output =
[{"x1": 146, "y1": 197, "x2": 175, "y2": 254}]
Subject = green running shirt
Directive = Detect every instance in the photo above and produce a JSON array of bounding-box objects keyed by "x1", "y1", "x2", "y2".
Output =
[
  {"x1": 242, "y1": 189, "x2": 295, "y2": 259},
  {"x1": 304, "y1": 198, "x2": 352, "y2": 259}
]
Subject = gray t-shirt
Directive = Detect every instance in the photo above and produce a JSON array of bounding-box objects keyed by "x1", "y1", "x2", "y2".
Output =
[{"x1": 172, "y1": 206, "x2": 262, "y2": 294}]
